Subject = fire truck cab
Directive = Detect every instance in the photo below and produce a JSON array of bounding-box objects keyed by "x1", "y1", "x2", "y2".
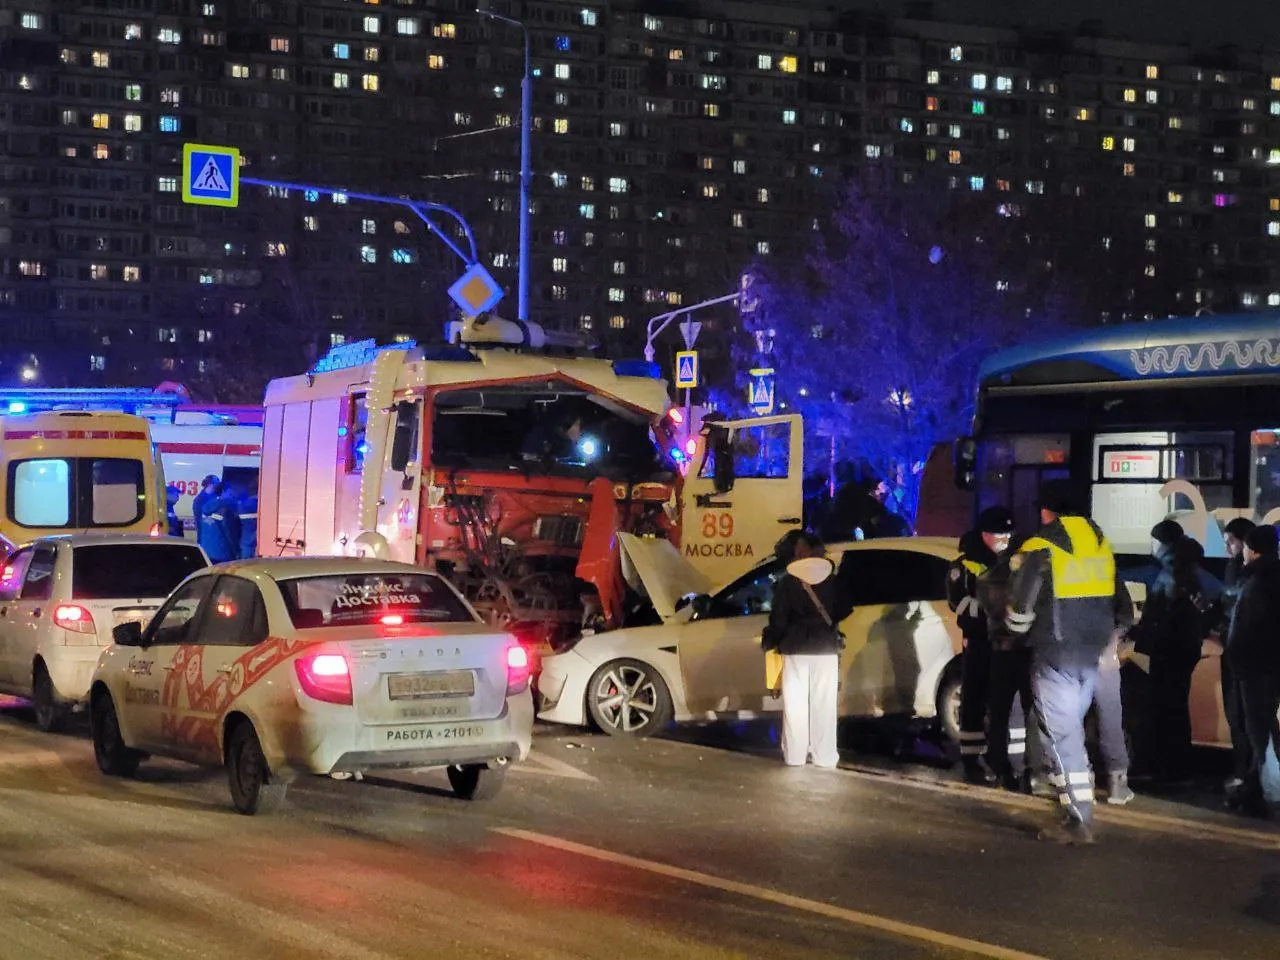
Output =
[{"x1": 258, "y1": 319, "x2": 803, "y2": 643}]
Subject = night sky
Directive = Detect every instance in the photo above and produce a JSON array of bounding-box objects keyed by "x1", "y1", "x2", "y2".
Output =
[{"x1": 842, "y1": 1, "x2": 1280, "y2": 50}]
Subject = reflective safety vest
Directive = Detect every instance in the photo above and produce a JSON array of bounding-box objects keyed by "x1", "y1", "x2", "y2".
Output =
[
  {"x1": 961, "y1": 559, "x2": 988, "y2": 577},
  {"x1": 1019, "y1": 516, "x2": 1115, "y2": 600}
]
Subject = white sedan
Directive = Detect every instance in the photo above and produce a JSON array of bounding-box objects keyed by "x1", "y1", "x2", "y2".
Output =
[
  {"x1": 90, "y1": 557, "x2": 534, "y2": 814},
  {"x1": 537, "y1": 535, "x2": 965, "y2": 739}
]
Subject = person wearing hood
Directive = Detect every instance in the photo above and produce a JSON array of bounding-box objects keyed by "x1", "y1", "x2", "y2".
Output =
[
  {"x1": 1218, "y1": 517, "x2": 1256, "y2": 794},
  {"x1": 946, "y1": 507, "x2": 1015, "y2": 784},
  {"x1": 1132, "y1": 520, "x2": 1214, "y2": 785},
  {"x1": 762, "y1": 531, "x2": 850, "y2": 768},
  {"x1": 1224, "y1": 524, "x2": 1280, "y2": 818}
]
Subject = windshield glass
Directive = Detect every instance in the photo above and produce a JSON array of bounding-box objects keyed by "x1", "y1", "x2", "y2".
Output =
[
  {"x1": 72, "y1": 544, "x2": 209, "y2": 599},
  {"x1": 430, "y1": 387, "x2": 665, "y2": 482},
  {"x1": 278, "y1": 572, "x2": 476, "y2": 628}
]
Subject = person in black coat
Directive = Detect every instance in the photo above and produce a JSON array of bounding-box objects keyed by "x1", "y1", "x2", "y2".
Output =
[
  {"x1": 1225, "y1": 524, "x2": 1280, "y2": 818},
  {"x1": 762, "y1": 531, "x2": 851, "y2": 768},
  {"x1": 1218, "y1": 517, "x2": 1256, "y2": 791}
]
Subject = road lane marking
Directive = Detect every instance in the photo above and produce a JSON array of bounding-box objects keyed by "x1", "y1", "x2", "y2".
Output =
[
  {"x1": 508, "y1": 750, "x2": 599, "y2": 781},
  {"x1": 833, "y1": 763, "x2": 1280, "y2": 851},
  {"x1": 494, "y1": 827, "x2": 1049, "y2": 960}
]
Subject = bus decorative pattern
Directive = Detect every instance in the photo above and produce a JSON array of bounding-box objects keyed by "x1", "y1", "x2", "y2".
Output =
[{"x1": 1131, "y1": 338, "x2": 1280, "y2": 377}]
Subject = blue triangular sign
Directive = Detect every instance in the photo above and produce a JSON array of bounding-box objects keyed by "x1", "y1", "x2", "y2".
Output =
[{"x1": 678, "y1": 355, "x2": 695, "y2": 381}]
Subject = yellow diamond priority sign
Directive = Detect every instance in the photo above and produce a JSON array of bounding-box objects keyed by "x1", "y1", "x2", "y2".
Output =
[{"x1": 448, "y1": 264, "x2": 505, "y2": 315}]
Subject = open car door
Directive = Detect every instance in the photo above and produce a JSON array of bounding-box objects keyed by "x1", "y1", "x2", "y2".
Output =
[{"x1": 680, "y1": 414, "x2": 804, "y2": 585}]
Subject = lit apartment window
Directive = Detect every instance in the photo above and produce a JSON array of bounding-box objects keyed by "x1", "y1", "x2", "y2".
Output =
[
  {"x1": 19, "y1": 261, "x2": 46, "y2": 277},
  {"x1": 124, "y1": 114, "x2": 141, "y2": 132},
  {"x1": 90, "y1": 355, "x2": 106, "y2": 372},
  {"x1": 732, "y1": 212, "x2": 744, "y2": 228},
  {"x1": 971, "y1": 73, "x2": 987, "y2": 91},
  {"x1": 782, "y1": 109, "x2": 797, "y2": 125},
  {"x1": 608, "y1": 288, "x2": 625, "y2": 302},
  {"x1": 814, "y1": 60, "x2": 827, "y2": 74},
  {"x1": 580, "y1": 176, "x2": 594, "y2": 190},
  {"x1": 1123, "y1": 137, "x2": 1135, "y2": 152},
  {"x1": 1123, "y1": 88, "x2": 1136, "y2": 103},
  {"x1": 780, "y1": 56, "x2": 798, "y2": 74},
  {"x1": 608, "y1": 177, "x2": 628, "y2": 193},
  {"x1": 555, "y1": 64, "x2": 570, "y2": 80},
  {"x1": 970, "y1": 175, "x2": 985, "y2": 191},
  {"x1": 433, "y1": 23, "x2": 456, "y2": 39},
  {"x1": 428, "y1": 55, "x2": 445, "y2": 70},
  {"x1": 1123, "y1": 163, "x2": 1136, "y2": 176},
  {"x1": 1144, "y1": 213, "x2": 1157, "y2": 228},
  {"x1": 702, "y1": 184, "x2": 719, "y2": 199},
  {"x1": 972, "y1": 100, "x2": 986, "y2": 115},
  {"x1": 950, "y1": 46, "x2": 963, "y2": 62},
  {"x1": 122, "y1": 266, "x2": 141, "y2": 282},
  {"x1": 161, "y1": 88, "x2": 180, "y2": 105},
  {"x1": 266, "y1": 242, "x2": 288, "y2": 257},
  {"x1": 733, "y1": 159, "x2": 747, "y2": 174},
  {"x1": 1145, "y1": 265, "x2": 1157, "y2": 279},
  {"x1": 609, "y1": 316, "x2": 626, "y2": 330},
  {"x1": 552, "y1": 257, "x2": 568, "y2": 273},
  {"x1": 59, "y1": 108, "x2": 77, "y2": 126},
  {"x1": 612, "y1": 260, "x2": 626, "y2": 275},
  {"x1": 92, "y1": 112, "x2": 110, "y2": 129},
  {"x1": 757, "y1": 187, "x2": 770, "y2": 202},
  {"x1": 159, "y1": 115, "x2": 181, "y2": 132},
  {"x1": 332, "y1": 192, "x2": 348, "y2": 205},
  {"x1": 363, "y1": 16, "x2": 380, "y2": 33},
  {"x1": 20, "y1": 12, "x2": 43, "y2": 29},
  {"x1": 158, "y1": 27, "x2": 181, "y2": 44},
  {"x1": 553, "y1": 118, "x2": 569, "y2": 134},
  {"x1": 704, "y1": 103, "x2": 720, "y2": 118},
  {"x1": 303, "y1": 216, "x2": 319, "y2": 231},
  {"x1": 926, "y1": 70, "x2": 940, "y2": 84},
  {"x1": 92, "y1": 51, "x2": 110, "y2": 68},
  {"x1": 362, "y1": 74, "x2": 379, "y2": 91},
  {"x1": 124, "y1": 23, "x2": 142, "y2": 40},
  {"x1": 996, "y1": 76, "x2": 1013, "y2": 92},
  {"x1": 333, "y1": 72, "x2": 350, "y2": 89},
  {"x1": 359, "y1": 246, "x2": 377, "y2": 264},
  {"x1": 453, "y1": 111, "x2": 471, "y2": 126},
  {"x1": 1147, "y1": 64, "x2": 1160, "y2": 80},
  {"x1": 1168, "y1": 190, "x2": 1183, "y2": 203},
  {"x1": 1101, "y1": 135, "x2": 1115, "y2": 151},
  {"x1": 700, "y1": 156, "x2": 714, "y2": 171},
  {"x1": 355, "y1": 219, "x2": 374, "y2": 237},
  {"x1": 581, "y1": 9, "x2": 598, "y2": 26},
  {"x1": 90, "y1": 264, "x2": 108, "y2": 280},
  {"x1": 644, "y1": 15, "x2": 662, "y2": 30},
  {"x1": 756, "y1": 241, "x2": 771, "y2": 256},
  {"x1": 757, "y1": 54, "x2": 773, "y2": 70},
  {"x1": 926, "y1": 96, "x2": 939, "y2": 111},
  {"x1": 230, "y1": 63, "x2": 249, "y2": 78},
  {"x1": 579, "y1": 203, "x2": 595, "y2": 219},
  {"x1": 94, "y1": 143, "x2": 110, "y2": 160},
  {"x1": 271, "y1": 66, "x2": 289, "y2": 81},
  {"x1": 125, "y1": 84, "x2": 142, "y2": 101},
  {"x1": 333, "y1": 43, "x2": 350, "y2": 59},
  {"x1": 155, "y1": 176, "x2": 178, "y2": 193},
  {"x1": 1076, "y1": 108, "x2": 1092, "y2": 121},
  {"x1": 1269, "y1": 222, "x2": 1280, "y2": 237},
  {"x1": 549, "y1": 285, "x2": 567, "y2": 301},
  {"x1": 948, "y1": 149, "x2": 961, "y2": 164},
  {"x1": 949, "y1": 123, "x2": 962, "y2": 138},
  {"x1": 550, "y1": 171, "x2": 568, "y2": 188},
  {"x1": 396, "y1": 18, "x2": 419, "y2": 35}
]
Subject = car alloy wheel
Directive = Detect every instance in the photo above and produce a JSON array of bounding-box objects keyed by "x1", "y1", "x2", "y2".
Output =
[{"x1": 588, "y1": 659, "x2": 672, "y2": 736}]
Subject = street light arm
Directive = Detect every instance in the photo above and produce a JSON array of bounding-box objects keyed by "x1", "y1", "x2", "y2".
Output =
[{"x1": 643, "y1": 292, "x2": 743, "y2": 362}]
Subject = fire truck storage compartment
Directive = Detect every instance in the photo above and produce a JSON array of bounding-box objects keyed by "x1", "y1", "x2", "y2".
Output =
[{"x1": 261, "y1": 397, "x2": 341, "y2": 555}]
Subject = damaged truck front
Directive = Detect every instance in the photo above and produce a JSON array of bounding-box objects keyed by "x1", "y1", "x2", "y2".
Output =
[{"x1": 258, "y1": 325, "x2": 804, "y2": 653}]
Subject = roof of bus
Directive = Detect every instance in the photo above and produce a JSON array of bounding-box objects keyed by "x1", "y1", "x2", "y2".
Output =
[
  {"x1": 265, "y1": 350, "x2": 672, "y2": 417},
  {"x1": 979, "y1": 312, "x2": 1280, "y2": 385}
]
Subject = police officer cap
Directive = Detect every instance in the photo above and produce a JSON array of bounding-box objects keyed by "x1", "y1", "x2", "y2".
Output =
[
  {"x1": 977, "y1": 507, "x2": 1015, "y2": 534},
  {"x1": 1245, "y1": 524, "x2": 1279, "y2": 555},
  {"x1": 1037, "y1": 479, "x2": 1075, "y2": 515},
  {"x1": 1150, "y1": 519, "x2": 1184, "y2": 546}
]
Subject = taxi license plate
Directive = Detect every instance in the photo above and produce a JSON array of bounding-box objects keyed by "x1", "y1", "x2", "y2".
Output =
[{"x1": 387, "y1": 671, "x2": 475, "y2": 700}]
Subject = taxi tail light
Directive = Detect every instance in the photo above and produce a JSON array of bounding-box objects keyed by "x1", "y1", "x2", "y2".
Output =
[
  {"x1": 53, "y1": 604, "x2": 97, "y2": 635},
  {"x1": 149, "y1": 522, "x2": 163, "y2": 538},
  {"x1": 506, "y1": 642, "x2": 532, "y2": 696},
  {"x1": 295, "y1": 653, "x2": 353, "y2": 705}
]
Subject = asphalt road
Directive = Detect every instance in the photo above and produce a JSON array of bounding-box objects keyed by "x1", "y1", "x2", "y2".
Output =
[{"x1": 0, "y1": 702, "x2": 1275, "y2": 960}]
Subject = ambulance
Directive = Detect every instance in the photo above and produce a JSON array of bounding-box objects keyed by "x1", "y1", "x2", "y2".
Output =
[
  {"x1": 257, "y1": 318, "x2": 804, "y2": 648},
  {"x1": 0, "y1": 387, "x2": 263, "y2": 536},
  {"x1": 0, "y1": 410, "x2": 167, "y2": 556}
]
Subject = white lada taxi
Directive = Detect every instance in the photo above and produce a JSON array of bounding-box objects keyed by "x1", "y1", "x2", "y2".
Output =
[{"x1": 89, "y1": 557, "x2": 534, "y2": 814}]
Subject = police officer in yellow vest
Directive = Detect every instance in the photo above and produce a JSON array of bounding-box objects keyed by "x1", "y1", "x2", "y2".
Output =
[
  {"x1": 1007, "y1": 480, "x2": 1133, "y2": 844},
  {"x1": 946, "y1": 506, "x2": 1017, "y2": 784}
]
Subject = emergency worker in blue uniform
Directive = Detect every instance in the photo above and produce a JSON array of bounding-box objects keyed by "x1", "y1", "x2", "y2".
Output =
[
  {"x1": 946, "y1": 507, "x2": 1017, "y2": 784},
  {"x1": 1007, "y1": 481, "x2": 1133, "y2": 844}
]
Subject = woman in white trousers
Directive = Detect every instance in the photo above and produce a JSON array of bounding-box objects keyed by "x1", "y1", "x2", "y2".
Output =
[{"x1": 763, "y1": 533, "x2": 848, "y2": 768}]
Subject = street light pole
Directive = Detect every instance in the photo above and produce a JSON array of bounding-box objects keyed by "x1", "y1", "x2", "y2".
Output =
[{"x1": 478, "y1": 8, "x2": 532, "y2": 323}]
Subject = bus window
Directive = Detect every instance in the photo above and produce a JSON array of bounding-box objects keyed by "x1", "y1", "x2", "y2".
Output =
[
  {"x1": 1091, "y1": 431, "x2": 1232, "y2": 555},
  {"x1": 1252, "y1": 430, "x2": 1280, "y2": 517},
  {"x1": 976, "y1": 435, "x2": 1070, "y2": 534}
]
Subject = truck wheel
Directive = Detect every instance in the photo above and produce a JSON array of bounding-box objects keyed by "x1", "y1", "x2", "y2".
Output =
[
  {"x1": 91, "y1": 691, "x2": 141, "y2": 778},
  {"x1": 33, "y1": 663, "x2": 68, "y2": 734},
  {"x1": 586, "y1": 658, "x2": 673, "y2": 737},
  {"x1": 226, "y1": 722, "x2": 287, "y2": 815},
  {"x1": 447, "y1": 763, "x2": 506, "y2": 801}
]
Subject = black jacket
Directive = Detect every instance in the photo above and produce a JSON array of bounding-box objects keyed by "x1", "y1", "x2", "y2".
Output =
[
  {"x1": 1226, "y1": 555, "x2": 1280, "y2": 676},
  {"x1": 946, "y1": 531, "x2": 998, "y2": 645},
  {"x1": 762, "y1": 561, "x2": 849, "y2": 656}
]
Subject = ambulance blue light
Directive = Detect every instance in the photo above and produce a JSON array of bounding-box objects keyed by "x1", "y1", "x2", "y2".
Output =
[
  {"x1": 7, "y1": 402, "x2": 26, "y2": 414},
  {"x1": 612, "y1": 359, "x2": 662, "y2": 380},
  {"x1": 311, "y1": 338, "x2": 417, "y2": 374},
  {"x1": 577, "y1": 436, "x2": 600, "y2": 460}
]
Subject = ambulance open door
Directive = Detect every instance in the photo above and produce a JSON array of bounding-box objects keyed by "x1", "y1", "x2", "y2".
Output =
[{"x1": 680, "y1": 414, "x2": 804, "y2": 583}]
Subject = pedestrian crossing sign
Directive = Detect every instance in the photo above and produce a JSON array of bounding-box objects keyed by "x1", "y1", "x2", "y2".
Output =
[
  {"x1": 748, "y1": 367, "x2": 775, "y2": 414},
  {"x1": 675, "y1": 351, "x2": 699, "y2": 390},
  {"x1": 182, "y1": 143, "x2": 240, "y2": 207}
]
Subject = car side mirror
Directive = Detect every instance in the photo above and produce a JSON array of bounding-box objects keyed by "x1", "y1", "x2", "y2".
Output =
[
  {"x1": 954, "y1": 436, "x2": 977, "y2": 491},
  {"x1": 389, "y1": 400, "x2": 418, "y2": 473},
  {"x1": 709, "y1": 427, "x2": 735, "y2": 494},
  {"x1": 112, "y1": 621, "x2": 145, "y2": 647}
]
